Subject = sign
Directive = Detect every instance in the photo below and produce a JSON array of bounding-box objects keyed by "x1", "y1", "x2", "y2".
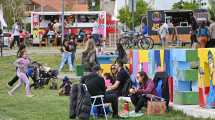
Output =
[
  {"x1": 98, "y1": 11, "x2": 106, "y2": 37},
  {"x1": 32, "y1": 13, "x2": 39, "y2": 27},
  {"x1": 147, "y1": 11, "x2": 165, "y2": 35}
]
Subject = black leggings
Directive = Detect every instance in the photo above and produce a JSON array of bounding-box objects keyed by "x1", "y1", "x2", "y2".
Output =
[{"x1": 130, "y1": 94, "x2": 149, "y2": 112}]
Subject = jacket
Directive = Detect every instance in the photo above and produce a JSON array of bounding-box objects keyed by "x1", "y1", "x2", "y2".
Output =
[
  {"x1": 70, "y1": 84, "x2": 91, "y2": 120},
  {"x1": 136, "y1": 79, "x2": 156, "y2": 95}
]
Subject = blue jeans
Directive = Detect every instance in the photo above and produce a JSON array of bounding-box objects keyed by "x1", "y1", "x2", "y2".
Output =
[
  {"x1": 92, "y1": 34, "x2": 100, "y2": 44},
  {"x1": 71, "y1": 52, "x2": 75, "y2": 66},
  {"x1": 59, "y1": 52, "x2": 73, "y2": 71}
]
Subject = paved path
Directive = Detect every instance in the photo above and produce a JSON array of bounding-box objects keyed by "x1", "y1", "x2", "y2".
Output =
[
  {"x1": 173, "y1": 105, "x2": 215, "y2": 119},
  {"x1": 1, "y1": 46, "x2": 116, "y2": 57}
]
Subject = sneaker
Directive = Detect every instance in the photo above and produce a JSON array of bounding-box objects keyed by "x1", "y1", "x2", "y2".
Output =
[
  {"x1": 26, "y1": 95, "x2": 34, "y2": 97},
  {"x1": 8, "y1": 91, "x2": 14, "y2": 96},
  {"x1": 129, "y1": 111, "x2": 144, "y2": 117}
]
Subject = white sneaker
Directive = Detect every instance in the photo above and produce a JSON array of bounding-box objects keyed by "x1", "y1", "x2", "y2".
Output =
[
  {"x1": 129, "y1": 111, "x2": 144, "y2": 117},
  {"x1": 26, "y1": 95, "x2": 34, "y2": 97},
  {"x1": 8, "y1": 91, "x2": 14, "y2": 96}
]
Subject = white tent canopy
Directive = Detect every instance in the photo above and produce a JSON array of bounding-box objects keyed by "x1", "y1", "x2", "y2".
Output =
[{"x1": 0, "y1": 7, "x2": 7, "y2": 28}]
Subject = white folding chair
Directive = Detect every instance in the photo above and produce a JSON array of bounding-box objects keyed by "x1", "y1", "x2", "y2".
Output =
[
  {"x1": 91, "y1": 95, "x2": 108, "y2": 120},
  {"x1": 82, "y1": 84, "x2": 108, "y2": 120}
]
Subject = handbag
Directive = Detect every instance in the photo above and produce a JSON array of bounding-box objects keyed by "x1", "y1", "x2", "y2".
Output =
[{"x1": 146, "y1": 95, "x2": 166, "y2": 115}]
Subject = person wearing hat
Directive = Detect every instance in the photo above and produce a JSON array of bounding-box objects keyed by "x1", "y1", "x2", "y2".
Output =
[{"x1": 81, "y1": 65, "x2": 119, "y2": 118}]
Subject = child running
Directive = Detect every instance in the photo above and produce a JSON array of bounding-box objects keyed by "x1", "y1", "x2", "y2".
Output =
[{"x1": 8, "y1": 50, "x2": 34, "y2": 97}]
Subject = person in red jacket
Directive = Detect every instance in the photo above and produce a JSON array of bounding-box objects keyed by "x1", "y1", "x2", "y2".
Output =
[{"x1": 129, "y1": 71, "x2": 156, "y2": 116}]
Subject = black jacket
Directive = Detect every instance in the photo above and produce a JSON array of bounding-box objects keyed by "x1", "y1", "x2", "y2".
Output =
[
  {"x1": 70, "y1": 84, "x2": 91, "y2": 120},
  {"x1": 81, "y1": 72, "x2": 106, "y2": 96}
]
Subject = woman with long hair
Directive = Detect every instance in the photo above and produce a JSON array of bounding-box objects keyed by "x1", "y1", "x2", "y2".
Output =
[
  {"x1": 129, "y1": 71, "x2": 156, "y2": 116},
  {"x1": 8, "y1": 50, "x2": 33, "y2": 97},
  {"x1": 116, "y1": 43, "x2": 128, "y2": 64},
  {"x1": 82, "y1": 38, "x2": 97, "y2": 72}
]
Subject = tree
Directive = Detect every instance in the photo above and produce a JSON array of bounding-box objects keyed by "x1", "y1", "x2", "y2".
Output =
[
  {"x1": 208, "y1": 0, "x2": 215, "y2": 21},
  {"x1": 172, "y1": 1, "x2": 199, "y2": 10},
  {"x1": 0, "y1": 0, "x2": 25, "y2": 29},
  {"x1": 117, "y1": 0, "x2": 148, "y2": 30},
  {"x1": 88, "y1": 0, "x2": 100, "y2": 11}
]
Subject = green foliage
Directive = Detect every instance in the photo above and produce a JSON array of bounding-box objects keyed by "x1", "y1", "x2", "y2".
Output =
[
  {"x1": 208, "y1": 0, "x2": 215, "y2": 21},
  {"x1": 172, "y1": 1, "x2": 199, "y2": 10},
  {"x1": 88, "y1": 0, "x2": 100, "y2": 11},
  {"x1": 117, "y1": 0, "x2": 148, "y2": 30}
]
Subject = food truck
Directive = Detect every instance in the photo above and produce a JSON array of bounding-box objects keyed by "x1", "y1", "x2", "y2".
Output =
[
  {"x1": 31, "y1": 11, "x2": 107, "y2": 44},
  {"x1": 147, "y1": 10, "x2": 194, "y2": 43}
]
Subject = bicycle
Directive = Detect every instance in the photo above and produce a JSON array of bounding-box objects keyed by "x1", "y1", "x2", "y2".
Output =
[{"x1": 118, "y1": 32, "x2": 154, "y2": 49}]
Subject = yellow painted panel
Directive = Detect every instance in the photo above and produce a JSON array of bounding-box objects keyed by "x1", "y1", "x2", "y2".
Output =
[
  {"x1": 100, "y1": 64, "x2": 130, "y2": 74},
  {"x1": 198, "y1": 48, "x2": 215, "y2": 87},
  {"x1": 160, "y1": 49, "x2": 164, "y2": 69},
  {"x1": 139, "y1": 50, "x2": 148, "y2": 63}
]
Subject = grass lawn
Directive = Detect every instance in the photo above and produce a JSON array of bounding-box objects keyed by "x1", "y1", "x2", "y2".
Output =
[{"x1": 0, "y1": 54, "x2": 211, "y2": 120}]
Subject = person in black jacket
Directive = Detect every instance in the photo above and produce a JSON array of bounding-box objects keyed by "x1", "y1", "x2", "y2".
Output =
[{"x1": 81, "y1": 65, "x2": 119, "y2": 118}]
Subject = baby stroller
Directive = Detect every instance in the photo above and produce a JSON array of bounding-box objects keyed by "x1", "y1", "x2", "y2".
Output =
[{"x1": 28, "y1": 61, "x2": 58, "y2": 89}]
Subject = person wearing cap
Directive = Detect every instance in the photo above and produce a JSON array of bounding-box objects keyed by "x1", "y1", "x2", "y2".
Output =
[{"x1": 81, "y1": 65, "x2": 119, "y2": 118}]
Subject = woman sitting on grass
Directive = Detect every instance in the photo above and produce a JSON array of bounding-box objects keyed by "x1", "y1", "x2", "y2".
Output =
[
  {"x1": 129, "y1": 71, "x2": 156, "y2": 116},
  {"x1": 8, "y1": 50, "x2": 34, "y2": 97}
]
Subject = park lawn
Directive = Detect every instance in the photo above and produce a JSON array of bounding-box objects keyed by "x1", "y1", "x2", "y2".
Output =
[{"x1": 0, "y1": 54, "x2": 211, "y2": 120}]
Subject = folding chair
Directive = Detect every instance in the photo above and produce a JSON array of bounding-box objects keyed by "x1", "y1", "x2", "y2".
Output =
[
  {"x1": 91, "y1": 95, "x2": 108, "y2": 120},
  {"x1": 82, "y1": 84, "x2": 108, "y2": 120}
]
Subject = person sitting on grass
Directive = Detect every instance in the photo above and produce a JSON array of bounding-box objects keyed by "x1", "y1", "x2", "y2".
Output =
[
  {"x1": 59, "y1": 76, "x2": 72, "y2": 96},
  {"x1": 129, "y1": 71, "x2": 156, "y2": 116},
  {"x1": 8, "y1": 50, "x2": 34, "y2": 97}
]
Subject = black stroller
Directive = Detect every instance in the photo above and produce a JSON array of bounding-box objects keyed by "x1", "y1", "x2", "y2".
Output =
[{"x1": 28, "y1": 61, "x2": 58, "y2": 89}]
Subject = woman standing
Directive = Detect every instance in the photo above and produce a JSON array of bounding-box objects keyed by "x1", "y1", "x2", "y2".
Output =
[
  {"x1": 59, "y1": 40, "x2": 74, "y2": 72},
  {"x1": 82, "y1": 38, "x2": 97, "y2": 72},
  {"x1": 115, "y1": 43, "x2": 128, "y2": 64},
  {"x1": 129, "y1": 71, "x2": 156, "y2": 116},
  {"x1": 8, "y1": 50, "x2": 33, "y2": 97}
]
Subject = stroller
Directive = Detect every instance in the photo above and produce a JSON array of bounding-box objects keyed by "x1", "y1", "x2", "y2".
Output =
[{"x1": 28, "y1": 61, "x2": 59, "y2": 89}]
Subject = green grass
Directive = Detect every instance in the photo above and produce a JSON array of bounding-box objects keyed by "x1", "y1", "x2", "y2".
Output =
[{"x1": 0, "y1": 54, "x2": 211, "y2": 120}]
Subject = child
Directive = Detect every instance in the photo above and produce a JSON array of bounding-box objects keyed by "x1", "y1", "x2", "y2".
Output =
[
  {"x1": 59, "y1": 76, "x2": 72, "y2": 96},
  {"x1": 103, "y1": 73, "x2": 113, "y2": 88},
  {"x1": 8, "y1": 50, "x2": 34, "y2": 97}
]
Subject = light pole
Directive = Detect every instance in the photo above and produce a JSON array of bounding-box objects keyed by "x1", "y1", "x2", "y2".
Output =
[
  {"x1": 61, "y1": 0, "x2": 64, "y2": 46},
  {"x1": 132, "y1": 0, "x2": 135, "y2": 32}
]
